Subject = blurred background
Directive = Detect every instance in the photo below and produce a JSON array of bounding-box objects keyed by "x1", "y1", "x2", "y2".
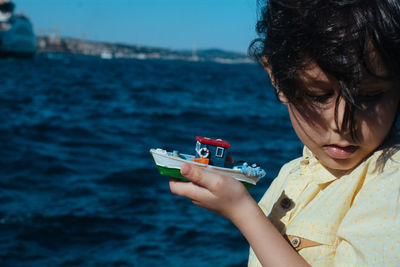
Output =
[{"x1": 0, "y1": 1, "x2": 302, "y2": 266}]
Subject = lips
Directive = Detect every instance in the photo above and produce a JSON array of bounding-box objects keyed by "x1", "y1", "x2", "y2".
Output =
[{"x1": 323, "y1": 144, "x2": 359, "y2": 159}]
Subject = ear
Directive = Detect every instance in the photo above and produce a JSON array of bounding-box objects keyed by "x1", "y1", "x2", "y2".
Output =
[{"x1": 262, "y1": 57, "x2": 288, "y2": 103}]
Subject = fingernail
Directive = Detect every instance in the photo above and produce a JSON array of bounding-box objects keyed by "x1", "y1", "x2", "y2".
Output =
[{"x1": 181, "y1": 164, "x2": 191, "y2": 176}]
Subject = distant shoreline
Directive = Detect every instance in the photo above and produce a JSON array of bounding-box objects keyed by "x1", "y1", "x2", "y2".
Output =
[{"x1": 37, "y1": 35, "x2": 254, "y2": 64}]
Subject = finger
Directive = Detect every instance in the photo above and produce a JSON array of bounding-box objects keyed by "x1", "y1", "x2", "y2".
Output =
[
  {"x1": 180, "y1": 163, "x2": 222, "y2": 190},
  {"x1": 169, "y1": 177, "x2": 213, "y2": 201},
  {"x1": 192, "y1": 200, "x2": 209, "y2": 209}
]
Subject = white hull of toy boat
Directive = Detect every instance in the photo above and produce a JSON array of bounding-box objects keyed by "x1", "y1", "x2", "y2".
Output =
[{"x1": 150, "y1": 148, "x2": 261, "y2": 185}]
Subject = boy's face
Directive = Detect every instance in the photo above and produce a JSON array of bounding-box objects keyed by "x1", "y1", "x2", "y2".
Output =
[{"x1": 281, "y1": 64, "x2": 400, "y2": 175}]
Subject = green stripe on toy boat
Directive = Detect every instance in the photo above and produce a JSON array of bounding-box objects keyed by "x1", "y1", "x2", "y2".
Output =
[
  {"x1": 156, "y1": 165, "x2": 189, "y2": 181},
  {"x1": 242, "y1": 182, "x2": 253, "y2": 190},
  {"x1": 155, "y1": 165, "x2": 254, "y2": 189}
]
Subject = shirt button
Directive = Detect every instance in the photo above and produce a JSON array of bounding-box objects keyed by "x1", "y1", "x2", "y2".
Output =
[
  {"x1": 291, "y1": 237, "x2": 301, "y2": 248},
  {"x1": 280, "y1": 197, "x2": 292, "y2": 210},
  {"x1": 300, "y1": 159, "x2": 309, "y2": 165}
]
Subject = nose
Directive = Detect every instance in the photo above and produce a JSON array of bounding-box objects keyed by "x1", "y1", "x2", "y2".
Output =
[{"x1": 329, "y1": 96, "x2": 351, "y2": 135}]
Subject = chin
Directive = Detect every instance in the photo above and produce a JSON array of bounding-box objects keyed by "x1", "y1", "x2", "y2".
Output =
[{"x1": 322, "y1": 158, "x2": 361, "y2": 173}]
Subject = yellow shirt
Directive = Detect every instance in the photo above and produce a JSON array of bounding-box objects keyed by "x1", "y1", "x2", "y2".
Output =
[{"x1": 248, "y1": 146, "x2": 400, "y2": 266}]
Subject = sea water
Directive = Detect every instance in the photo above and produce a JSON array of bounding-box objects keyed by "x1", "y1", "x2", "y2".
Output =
[{"x1": 0, "y1": 54, "x2": 302, "y2": 266}]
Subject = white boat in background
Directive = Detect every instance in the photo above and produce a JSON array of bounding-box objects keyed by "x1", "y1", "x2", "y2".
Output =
[
  {"x1": 100, "y1": 50, "x2": 113, "y2": 59},
  {"x1": 0, "y1": 0, "x2": 36, "y2": 57}
]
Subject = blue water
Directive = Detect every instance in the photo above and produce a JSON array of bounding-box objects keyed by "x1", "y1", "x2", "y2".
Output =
[{"x1": 0, "y1": 54, "x2": 302, "y2": 266}]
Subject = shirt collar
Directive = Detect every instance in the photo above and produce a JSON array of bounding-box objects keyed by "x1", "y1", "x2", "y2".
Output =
[
  {"x1": 301, "y1": 146, "x2": 342, "y2": 184},
  {"x1": 300, "y1": 142, "x2": 398, "y2": 184}
]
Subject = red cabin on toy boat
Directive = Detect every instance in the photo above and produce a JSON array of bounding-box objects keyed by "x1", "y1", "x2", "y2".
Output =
[{"x1": 194, "y1": 136, "x2": 231, "y2": 167}]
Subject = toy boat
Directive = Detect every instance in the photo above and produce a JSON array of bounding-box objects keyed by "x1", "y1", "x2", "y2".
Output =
[{"x1": 150, "y1": 136, "x2": 266, "y2": 189}]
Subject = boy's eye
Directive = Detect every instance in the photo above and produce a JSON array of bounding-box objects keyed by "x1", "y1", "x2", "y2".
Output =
[
  {"x1": 358, "y1": 91, "x2": 385, "y2": 103},
  {"x1": 306, "y1": 92, "x2": 334, "y2": 103}
]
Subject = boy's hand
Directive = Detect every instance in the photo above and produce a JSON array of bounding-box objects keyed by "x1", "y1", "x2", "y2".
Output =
[
  {"x1": 170, "y1": 163, "x2": 310, "y2": 266},
  {"x1": 169, "y1": 163, "x2": 252, "y2": 221}
]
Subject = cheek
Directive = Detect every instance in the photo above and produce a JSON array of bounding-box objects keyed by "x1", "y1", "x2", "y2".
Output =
[
  {"x1": 288, "y1": 105, "x2": 327, "y2": 142},
  {"x1": 359, "y1": 96, "x2": 399, "y2": 142}
]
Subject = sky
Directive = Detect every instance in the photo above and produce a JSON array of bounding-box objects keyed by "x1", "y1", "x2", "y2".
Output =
[{"x1": 14, "y1": 0, "x2": 260, "y2": 53}]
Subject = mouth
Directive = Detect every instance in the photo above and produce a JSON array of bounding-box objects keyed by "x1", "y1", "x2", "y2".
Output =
[{"x1": 323, "y1": 144, "x2": 359, "y2": 159}]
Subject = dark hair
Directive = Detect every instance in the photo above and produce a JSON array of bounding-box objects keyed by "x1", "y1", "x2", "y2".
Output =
[{"x1": 249, "y1": 0, "x2": 400, "y2": 140}]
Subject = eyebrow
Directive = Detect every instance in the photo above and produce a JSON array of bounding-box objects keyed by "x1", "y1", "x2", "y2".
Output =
[
  {"x1": 301, "y1": 77, "x2": 336, "y2": 91},
  {"x1": 360, "y1": 78, "x2": 395, "y2": 91},
  {"x1": 362, "y1": 66, "x2": 398, "y2": 81}
]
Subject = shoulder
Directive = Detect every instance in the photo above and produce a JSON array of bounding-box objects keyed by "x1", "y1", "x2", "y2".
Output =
[
  {"x1": 257, "y1": 155, "x2": 303, "y2": 212},
  {"x1": 341, "y1": 146, "x2": 400, "y2": 223},
  {"x1": 365, "y1": 145, "x2": 400, "y2": 181},
  {"x1": 267, "y1": 156, "x2": 304, "y2": 192},
  {"x1": 379, "y1": 146, "x2": 400, "y2": 173},
  {"x1": 372, "y1": 133, "x2": 400, "y2": 173},
  {"x1": 337, "y1": 149, "x2": 400, "y2": 264}
]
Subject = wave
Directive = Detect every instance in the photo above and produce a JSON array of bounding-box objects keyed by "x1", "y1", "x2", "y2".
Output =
[{"x1": 0, "y1": 55, "x2": 297, "y2": 266}]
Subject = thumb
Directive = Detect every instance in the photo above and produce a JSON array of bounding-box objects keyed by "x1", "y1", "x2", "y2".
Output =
[{"x1": 180, "y1": 163, "x2": 217, "y2": 188}]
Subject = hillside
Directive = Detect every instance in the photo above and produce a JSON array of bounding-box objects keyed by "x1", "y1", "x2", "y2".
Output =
[{"x1": 37, "y1": 35, "x2": 254, "y2": 63}]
